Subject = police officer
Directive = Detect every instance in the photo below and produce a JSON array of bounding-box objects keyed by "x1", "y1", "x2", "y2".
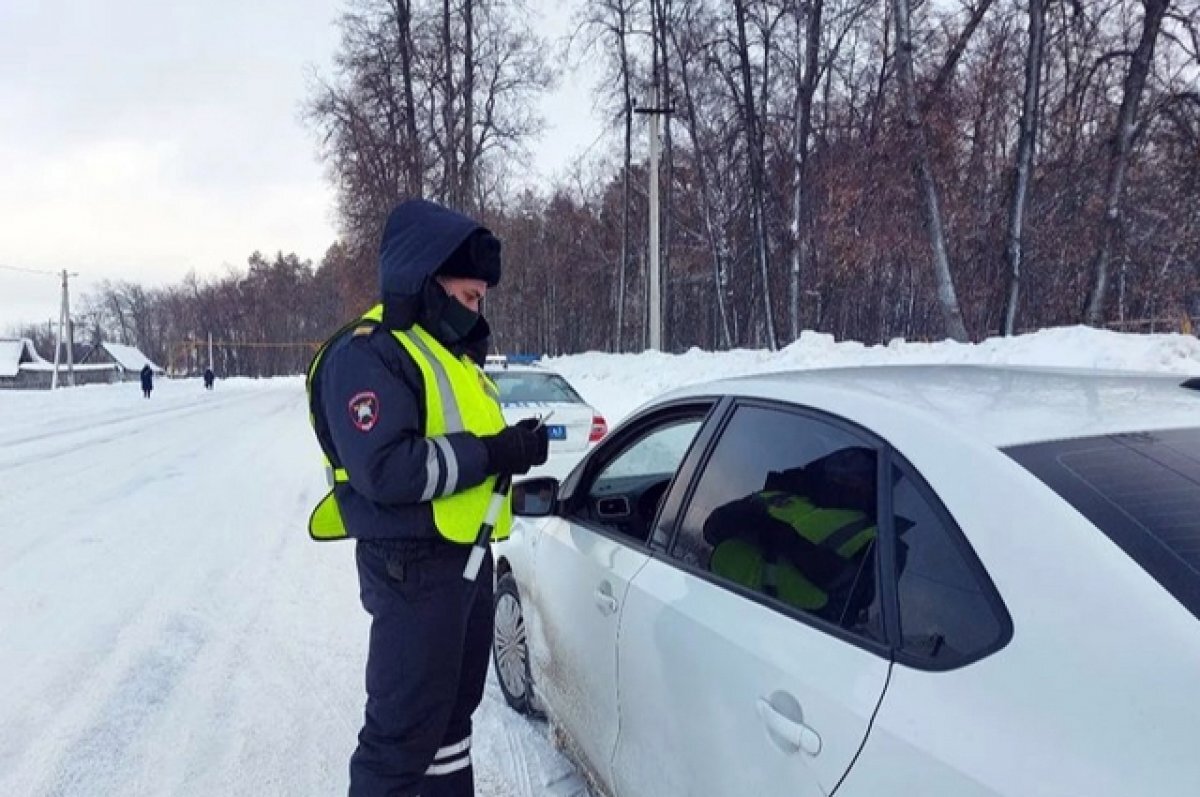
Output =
[{"x1": 306, "y1": 199, "x2": 549, "y2": 797}]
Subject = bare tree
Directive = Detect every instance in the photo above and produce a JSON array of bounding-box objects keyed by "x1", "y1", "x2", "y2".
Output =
[
  {"x1": 670, "y1": 6, "x2": 735, "y2": 348},
  {"x1": 392, "y1": 0, "x2": 424, "y2": 196},
  {"x1": 574, "y1": 0, "x2": 647, "y2": 350},
  {"x1": 309, "y1": 0, "x2": 550, "y2": 249},
  {"x1": 733, "y1": 0, "x2": 779, "y2": 349},
  {"x1": 891, "y1": 0, "x2": 971, "y2": 341},
  {"x1": 1084, "y1": 0, "x2": 1172, "y2": 325},
  {"x1": 788, "y1": 0, "x2": 825, "y2": 341},
  {"x1": 441, "y1": 0, "x2": 461, "y2": 205},
  {"x1": 1002, "y1": 0, "x2": 1048, "y2": 335},
  {"x1": 462, "y1": 0, "x2": 477, "y2": 211}
]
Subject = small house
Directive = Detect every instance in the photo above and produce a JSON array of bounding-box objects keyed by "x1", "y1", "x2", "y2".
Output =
[
  {"x1": 0, "y1": 338, "x2": 53, "y2": 389},
  {"x1": 77, "y1": 342, "x2": 165, "y2": 382}
]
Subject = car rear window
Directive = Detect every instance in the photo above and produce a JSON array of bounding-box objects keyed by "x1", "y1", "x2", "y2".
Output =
[
  {"x1": 491, "y1": 372, "x2": 583, "y2": 404},
  {"x1": 1006, "y1": 427, "x2": 1200, "y2": 621}
]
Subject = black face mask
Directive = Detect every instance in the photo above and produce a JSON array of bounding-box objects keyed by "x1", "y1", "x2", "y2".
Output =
[{"x1": 420, "y1": 279, "x2": 480, "y2": 345}]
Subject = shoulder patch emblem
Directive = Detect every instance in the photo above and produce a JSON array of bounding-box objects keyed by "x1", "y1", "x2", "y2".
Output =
[{"x1": 349, "y1": 391, "x2": 380, "y2": 432}]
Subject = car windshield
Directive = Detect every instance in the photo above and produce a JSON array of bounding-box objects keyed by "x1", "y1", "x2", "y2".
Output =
[
  {"x1": 1006, "y1": 427, "x2": 1200, "y2": 621},
  {"x1": 491, "y1": 372, "x2": 584, "y2": 405}
]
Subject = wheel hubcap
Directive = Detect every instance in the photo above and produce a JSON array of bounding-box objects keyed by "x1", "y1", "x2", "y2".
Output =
[{"x1": 494, "y1": 593, "x2": 528, "y2": 700}]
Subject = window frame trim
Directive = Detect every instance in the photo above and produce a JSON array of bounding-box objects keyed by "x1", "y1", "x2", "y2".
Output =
[
  {"x1": 660, "y1": 397, "x2": 894, "y2": 659},
  {"x1": 658, "y1": 395, "x2": 1013, "y2": 671},
  {"x1": 557, "y1": 397, "x2": 722, "y2": 550},
  {"x1": 883, "y1": 449, "x2": 1015, "y2": 672}
]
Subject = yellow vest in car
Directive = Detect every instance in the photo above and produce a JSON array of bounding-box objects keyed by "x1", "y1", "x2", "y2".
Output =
[
  {"x1": 710, "y1": 493, "x2": 876, "y2": 611},
  {"x1": 307, "y1": 304, "x2": 512, "y2": 543}
]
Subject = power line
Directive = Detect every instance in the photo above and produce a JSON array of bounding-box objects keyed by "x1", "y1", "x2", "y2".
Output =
[
  {"x1": 0, "y1": 264, "x2": 62, "y2": 277},
  {"x1": 173, "y1": 340, "x2": 323, "y2": 349}
]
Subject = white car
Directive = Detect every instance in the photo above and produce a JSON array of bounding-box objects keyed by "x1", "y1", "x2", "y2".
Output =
[
  {"x1": 491, "y1": 366, "x2": 1200, "y2": 797},
  {"x1": 485, "y1": 358, "x2": 607, "y2": 479}
]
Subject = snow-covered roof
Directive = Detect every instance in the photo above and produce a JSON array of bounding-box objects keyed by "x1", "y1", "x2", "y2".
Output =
[
  {"x1": 101, "y1": 342, "x2": 162, "y2": 372},
  {"x1": 0, "y1": 338, "x2": 47, "y2": 378},
  {"x1": 19, "y1": 361, "x2": 123, "y2": 373}
]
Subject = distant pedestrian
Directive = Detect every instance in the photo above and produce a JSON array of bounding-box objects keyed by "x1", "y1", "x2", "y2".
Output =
[
  {"x1": 203, "y1": 367, "x2": 215, "y2": 390},
  {"x1": 140, "y1": 364, "x2": 153, "y2": 399}
]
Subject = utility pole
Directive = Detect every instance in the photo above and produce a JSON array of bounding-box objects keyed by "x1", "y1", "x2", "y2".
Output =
[
  {"x1": 634, "y1": 81, "x2": 673, "y2": 351},
  {"x1": 50, "y1": 269, "x2": 79, "y2": 389}
]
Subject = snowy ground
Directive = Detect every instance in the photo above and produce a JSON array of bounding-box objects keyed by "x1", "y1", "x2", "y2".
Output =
[
  {"x1": 2, "y1": 325, "x2": 1198, "y2": 797},
  {"x1": 0, "y1": 379, "x2": 582, "y2": 797}
]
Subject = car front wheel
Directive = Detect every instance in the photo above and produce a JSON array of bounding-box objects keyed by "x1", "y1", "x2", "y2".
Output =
[{"x1": 493, "y1": 572, "x2": 534, "y2": 714}]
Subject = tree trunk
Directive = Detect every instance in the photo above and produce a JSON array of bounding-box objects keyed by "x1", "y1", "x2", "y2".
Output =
[
  {"x1": 441, "y1": 0, "x2": 459, "y2": 206},
  {"x1": 1002, "y1": 0, "x2": 1046, "y2": 336},
  {"x1": 790, "y1": 0, "x2": 823, "y2": 342},
  {"x1": 462, "y1": 0, "x2": 476, "y2": 211},
  {"x1": 672, "y1": 23, "x2": 733, "y2": 349},
  {"x1": 920, "y1": 0, "x2": 998, "y2": 114},
  {"x1": 1083, "y1": 0, "x2": 1170, "y2": 325},
  {"x1": 891, "y1": 0, "x2": 970, "y2": 342},
  {"x1": 734, "y1": 0, "x2": 778, "y2": 350},
  {"x1": 393, "y1": 0, "x2": 422, "y2": 197}
]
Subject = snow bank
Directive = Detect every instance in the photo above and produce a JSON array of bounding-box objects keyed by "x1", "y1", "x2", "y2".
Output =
[{"x1": 548, "y1": 326, "x2": 1200, "y2": 424}]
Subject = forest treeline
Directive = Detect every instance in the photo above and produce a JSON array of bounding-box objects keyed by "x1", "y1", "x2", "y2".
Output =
[{"x1": 17, "y1": 0, "x2": 1199, "y2": 375}]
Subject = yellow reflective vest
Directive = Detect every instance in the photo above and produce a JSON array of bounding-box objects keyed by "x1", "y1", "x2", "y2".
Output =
[
  {"x1": 710, "y1": 492, "x2": 876, "y2": 611},
  {"x1": 307, "y1": 305, "x2": 512, "y2": 543}
]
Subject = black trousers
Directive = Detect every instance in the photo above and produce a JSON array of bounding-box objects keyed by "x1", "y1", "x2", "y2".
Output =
[{"x1": 350, "y1": 540, "x2": 493, "y2": 797}]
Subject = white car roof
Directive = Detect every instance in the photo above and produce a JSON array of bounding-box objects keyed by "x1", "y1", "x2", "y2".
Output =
[
  {"x1": 661, "y1": 365, "x2": 1200, "y2": 448},
  {"x1": 485, "y1": 363, "x2": 559, "y2": 376}
]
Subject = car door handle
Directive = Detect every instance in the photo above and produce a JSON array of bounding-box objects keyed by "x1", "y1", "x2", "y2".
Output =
[
  {"x1": 594, "y1": 585, "x2": 619, "y2": 616},
  {"x1": 756, "y1": 698, "x2": 822, "y2": 757}
]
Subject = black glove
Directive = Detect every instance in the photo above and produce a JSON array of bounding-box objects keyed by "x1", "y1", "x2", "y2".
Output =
[{"x1": 482, "y1": 418, "x2": 550, "y2": 476}]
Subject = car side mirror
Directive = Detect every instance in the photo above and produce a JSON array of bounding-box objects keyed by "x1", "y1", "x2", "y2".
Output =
[{"x1": 512, "y1": 477, "x2": 559, "y2": 517}]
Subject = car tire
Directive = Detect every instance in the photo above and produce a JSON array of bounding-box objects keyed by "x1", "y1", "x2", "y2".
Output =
[{"x1": 493, "y1": 573, "x2": 534, "y2": 715}]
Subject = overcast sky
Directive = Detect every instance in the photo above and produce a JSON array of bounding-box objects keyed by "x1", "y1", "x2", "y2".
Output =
[{"x1": 0, "y1": 0, "x2": 605, "y2": 330}]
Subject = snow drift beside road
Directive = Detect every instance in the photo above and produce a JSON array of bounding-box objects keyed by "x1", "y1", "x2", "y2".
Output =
[{"x1": 550, "y1": 326, "x2": 1200, "y2": 424}]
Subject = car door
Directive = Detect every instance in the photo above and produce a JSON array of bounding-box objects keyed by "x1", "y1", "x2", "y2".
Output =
[
  {"x1": 612, "y1": 400, "x2": 894, "y2": 797},
  {"x1": 525, "y1": 402, "x2": 713, "y2": 787}
]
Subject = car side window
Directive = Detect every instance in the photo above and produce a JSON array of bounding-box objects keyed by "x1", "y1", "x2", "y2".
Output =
[
  {"x1": 890, "y1": 466, "x2": 1009, "y2": 669},
  {"x1": 672, "y1": 404, "x2": 885, "y2": 643},
  {"x1": 574, "y1": 417, "x2": 704, "y2": 544}
]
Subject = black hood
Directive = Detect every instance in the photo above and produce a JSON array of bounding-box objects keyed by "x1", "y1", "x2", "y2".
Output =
[
  {"x1": 378, "y1": 199, "x2": 489, "y2": 301},
  {"x1": 376, "y1": 200, "x2": 494, "y2": 363}
]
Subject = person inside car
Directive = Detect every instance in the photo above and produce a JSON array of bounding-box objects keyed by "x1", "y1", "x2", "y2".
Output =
[{"x1": 702, "y1": 447, "x2": 880, "y2": 623}]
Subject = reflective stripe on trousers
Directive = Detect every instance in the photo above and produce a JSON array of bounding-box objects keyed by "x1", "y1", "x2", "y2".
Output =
[{"x1": 425, "y1": 736, "x2": 471, "y2": 777}]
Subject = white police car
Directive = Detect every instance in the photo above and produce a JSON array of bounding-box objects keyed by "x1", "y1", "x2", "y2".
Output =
[{"x1": 485, "y1": 356, "x2": 607, "y2": 478}]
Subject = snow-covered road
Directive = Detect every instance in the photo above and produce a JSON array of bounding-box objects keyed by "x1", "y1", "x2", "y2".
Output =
[{"x1": 0, "y1": 378, "x2": 583, "y2": 797}]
